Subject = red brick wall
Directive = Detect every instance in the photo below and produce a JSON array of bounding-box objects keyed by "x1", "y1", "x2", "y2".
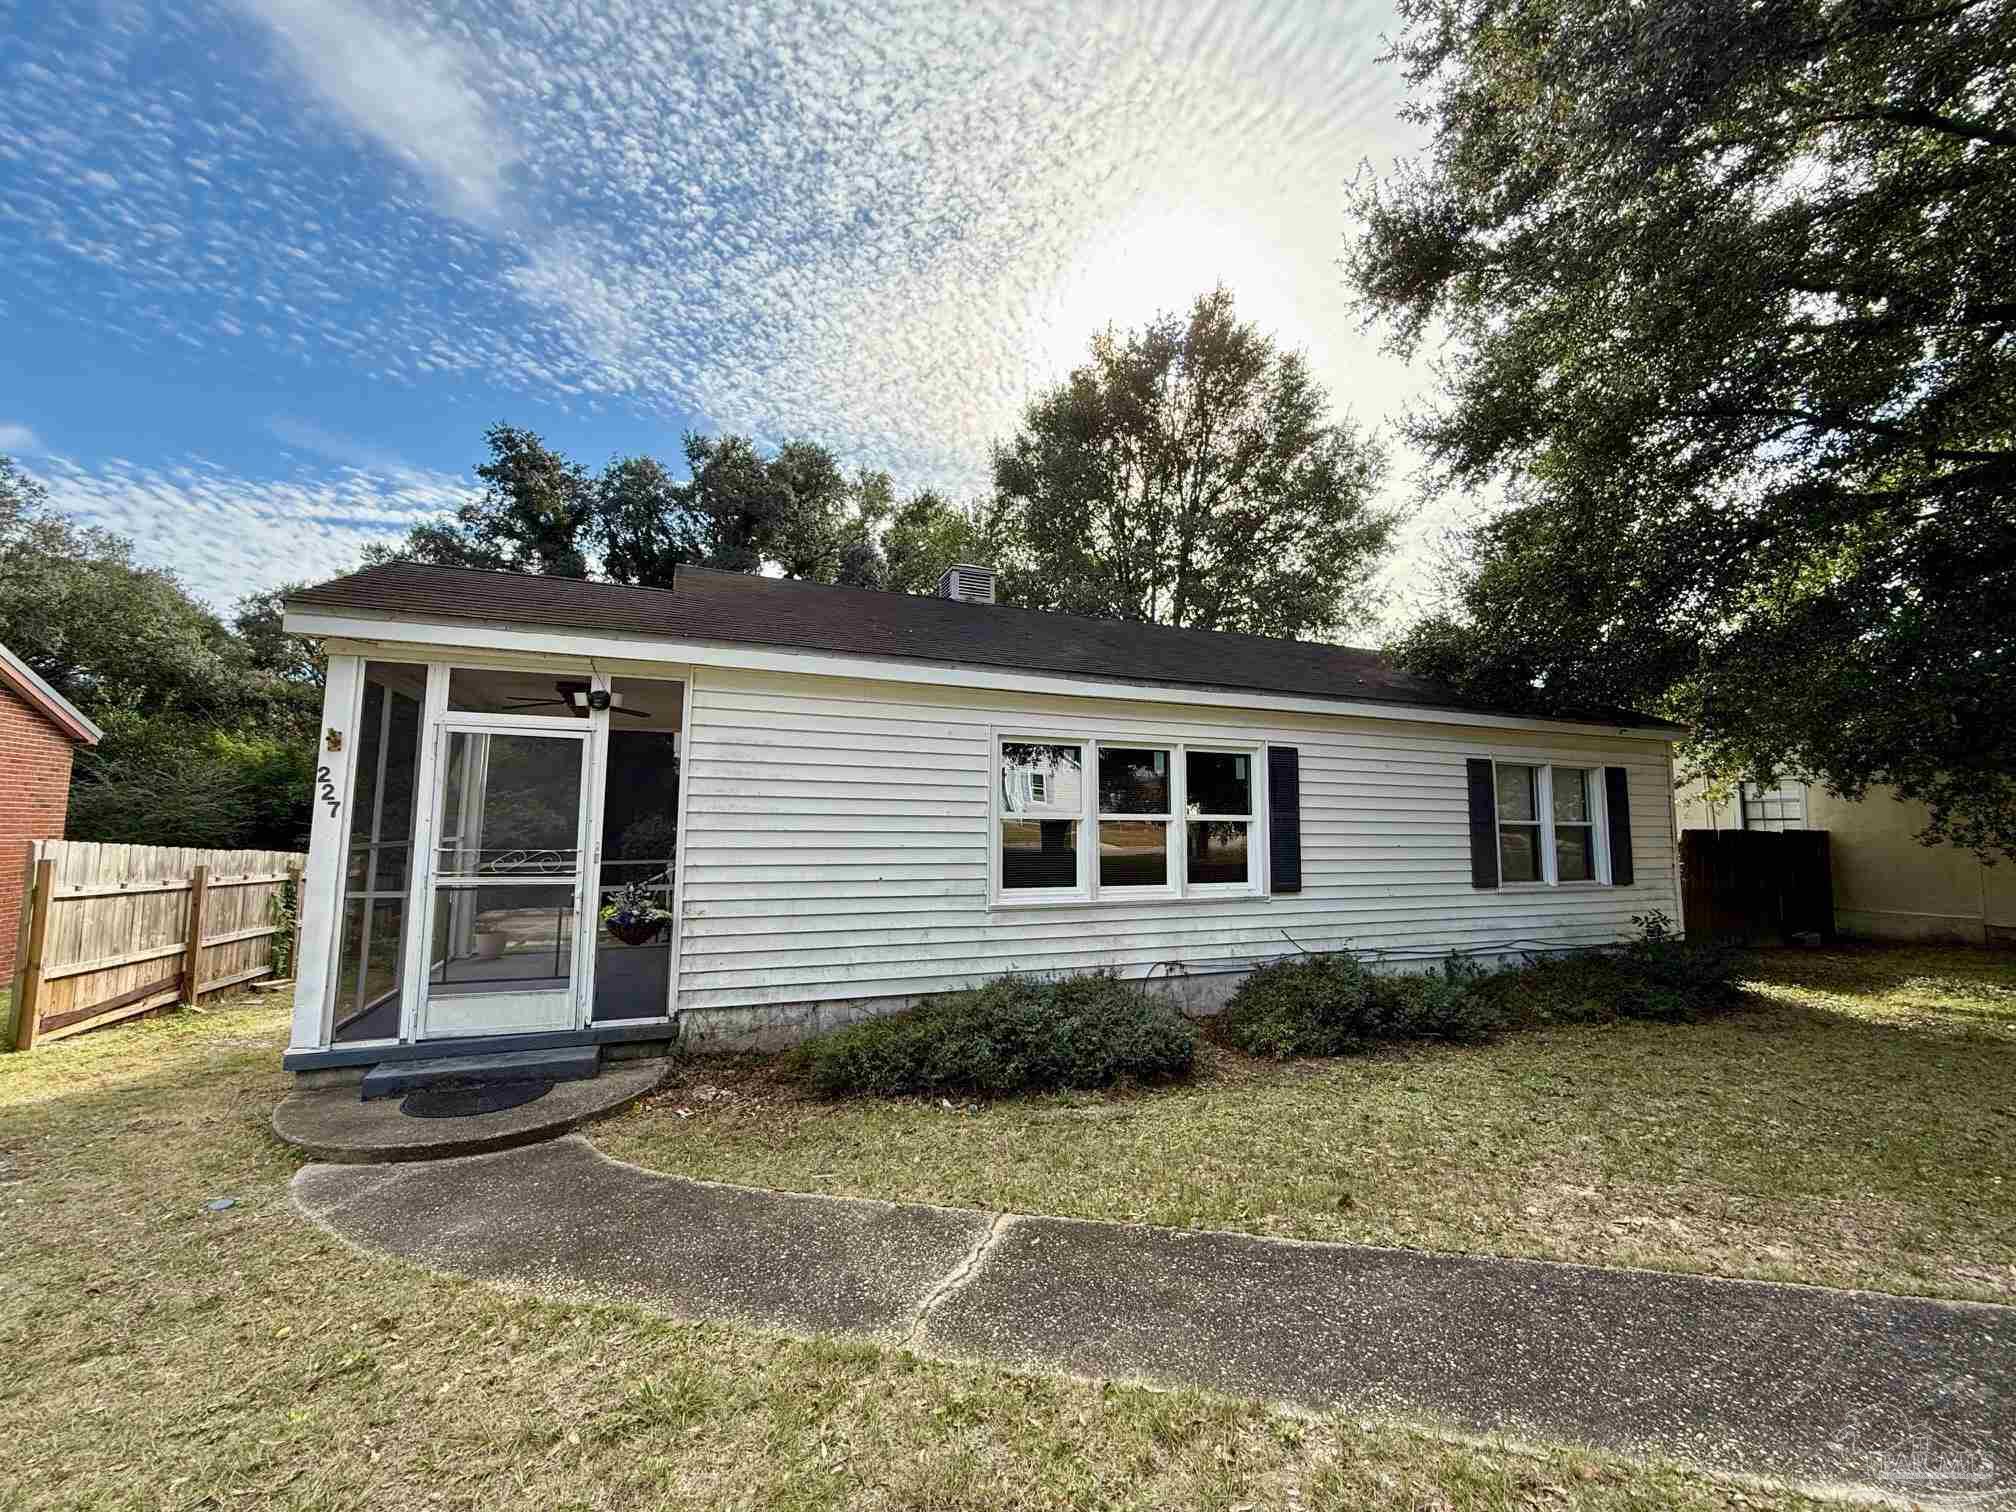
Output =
[{"x1": 0, "y1": 682, "x2": 78, "y2": 984}]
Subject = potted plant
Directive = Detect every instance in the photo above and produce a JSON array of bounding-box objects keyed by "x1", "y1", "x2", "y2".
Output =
[
  {"x1": 600, "y1": 880, "x2": 673, "y2": 946},
  {"x1": 473, "y1": 912, "x2": 509, "y2": 960}
]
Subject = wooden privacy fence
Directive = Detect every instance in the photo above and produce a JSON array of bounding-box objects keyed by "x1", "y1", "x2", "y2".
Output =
[
  {"x1": 1680, "y1": 829, "x2": 1834, "y2": 945},
  {"x1": 9, "y1": 841, "x2": 305, "y2": 1051}
]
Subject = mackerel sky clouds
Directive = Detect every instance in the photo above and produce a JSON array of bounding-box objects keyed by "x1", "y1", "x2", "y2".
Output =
[{"x1": 1, "y1": 0, "x2": 1434, "y2": 612}]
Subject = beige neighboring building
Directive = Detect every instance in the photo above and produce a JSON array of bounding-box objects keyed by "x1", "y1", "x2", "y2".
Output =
[{"x1": 1677, "y1": 778, "x2": 2016, "y2": 946}]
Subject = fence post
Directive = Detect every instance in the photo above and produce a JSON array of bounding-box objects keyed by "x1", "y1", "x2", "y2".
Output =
[
  {"x1": 286, "y1": 863, "x2": 303, "y2": 981},
  {"x1": 181, "y1": 864, "x2": 211, "y2": 1006},
  {"x1": 13, "y1": 857, "x2": 54, "y2": 1052}
]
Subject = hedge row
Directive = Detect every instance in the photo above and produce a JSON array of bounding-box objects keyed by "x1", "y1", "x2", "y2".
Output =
[{"x1": 790, "y1": 927, "x2": 1741, "y2": 1094}]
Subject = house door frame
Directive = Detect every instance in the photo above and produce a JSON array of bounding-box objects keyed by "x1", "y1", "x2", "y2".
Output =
[{"x1": 400, "y1": 672, "x2": 612, "y2": 1042}]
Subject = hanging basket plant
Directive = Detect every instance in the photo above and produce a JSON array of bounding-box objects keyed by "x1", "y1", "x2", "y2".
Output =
[{"x1": 600, "y1": 879, "x2": 673, "y2": 946}]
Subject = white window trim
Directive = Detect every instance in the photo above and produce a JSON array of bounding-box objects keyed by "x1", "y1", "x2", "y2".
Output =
[
  {"x1": 991, "y1": 731, "x2": 1089, "y2": 901},
  {"x1": 989, "y1": 729, "x2": 1267, "y2": 907},
  {"x1": 1492, "y1": 760, "x2": 1610, "y2": 889},
  {"x1": 1182, "y1": 745, "x2": 1264, "y2": 898},
  {"x1": 1093, "y1": 743, "x2": 1178, "y2": 899}
]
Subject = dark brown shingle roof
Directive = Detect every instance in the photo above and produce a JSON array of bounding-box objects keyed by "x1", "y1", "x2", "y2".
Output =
[{"x1": 289, "y1": 561, "x2": 1676, "y2": 729}]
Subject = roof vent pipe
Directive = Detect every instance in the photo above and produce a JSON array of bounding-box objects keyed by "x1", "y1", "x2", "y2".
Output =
[{"x1": 936, "y1": 564, "x2": 996, "y2": 604}]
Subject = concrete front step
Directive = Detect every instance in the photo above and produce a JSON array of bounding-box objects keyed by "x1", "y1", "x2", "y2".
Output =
[{"x1": 359, "y1": 1045, "x2": 601, "y2": 1101}]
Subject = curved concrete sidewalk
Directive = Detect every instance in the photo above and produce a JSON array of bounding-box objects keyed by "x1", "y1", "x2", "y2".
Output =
[{"x1": 294, "y1": 1136, "x2": 2015, "y2": 1506}]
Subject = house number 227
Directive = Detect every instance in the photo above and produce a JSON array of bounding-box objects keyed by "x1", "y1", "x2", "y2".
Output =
[{"x1": 316, "y1": 765, "x2": 341, "y2": 819}]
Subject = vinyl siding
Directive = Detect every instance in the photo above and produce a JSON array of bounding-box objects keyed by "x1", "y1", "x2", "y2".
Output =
[{"x1": 676, "y1": 666, "x2": 1680, "y2": 1011}]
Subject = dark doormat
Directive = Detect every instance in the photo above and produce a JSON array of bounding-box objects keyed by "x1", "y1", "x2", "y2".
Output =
[{"x1": 401, "y1": 1079, "x2": 556, "y2": 1119}]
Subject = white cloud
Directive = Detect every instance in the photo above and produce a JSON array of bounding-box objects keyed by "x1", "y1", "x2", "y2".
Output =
[
  {"x1": 0, "y1": 424, "x2": 42, "y2": 454},
  {"x1": 29, "y1": 454, "x2": 463, "y2": 606},
  {"x1": 2, "y1": 0, "x2": 1449, "y2": 623},
  {"x1": 224, "y1": 0, "x2": 515, "y2": 224}
]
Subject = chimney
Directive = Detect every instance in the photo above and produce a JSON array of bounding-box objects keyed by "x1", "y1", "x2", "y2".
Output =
[{"x1": 936, "y1": 563, "x2": 996, "y2": 604}]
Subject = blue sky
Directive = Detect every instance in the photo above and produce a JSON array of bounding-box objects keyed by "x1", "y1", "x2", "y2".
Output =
[{"x1": 1, "y1": 0, "x2": 1438, "y2": 615}]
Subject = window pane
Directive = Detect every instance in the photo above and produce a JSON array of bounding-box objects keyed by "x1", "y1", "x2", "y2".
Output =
[
  {"x1": 1187, "y1": 821, "x2": 1249, "y2": 884},
  {"x1": 1099, "y1": 820, "x2": 1168, "y2": 888},
  {"x1": 428, "y1": 883, "x2": 577, "y2": 990},
  {"x1": 595, "y1": 676, "x2": 683, "y2": 1022},
  {"x1": 1556, "y1": 826, "x2": 1594, "y2": 882},
  {"x1": 1552, "y1": 768, "x2": 1590, "y2": 824},
  {"x1": 1496, "y1": 764, "x2": 1537, "y2": 822},
  {"x1": 1499, "y1": 822, "x2": 1540, "y2": 882},
  {"x1": 331, "y1": 661, "x2": 424, "y2": 1044},
  {"x1": 1001, "y1": 742, "x2": 1083, "y2": 815},
  {"x1": 1002, "y1": 819, "x2": 1080, "y2": 889},
  {"x1": 436, "y1": 732, "x2": 584, "y2": 877},
  {"x1": 1187, "y1": 751, "x2": 1252, "y2": 816},
  {"x1": 333, "y1": 898, "x2": 406, "y2": 1043},
  {"x1": 1098, "y1": 746, "x2": 1170, "y2": 815}
]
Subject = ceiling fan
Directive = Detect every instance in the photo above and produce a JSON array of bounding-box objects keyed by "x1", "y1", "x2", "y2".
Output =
[{"x1": 502, "y1": 680, "x2": 655, "y2": 719}]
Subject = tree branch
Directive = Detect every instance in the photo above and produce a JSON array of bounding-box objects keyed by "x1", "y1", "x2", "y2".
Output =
[
  {"x1": 1672, "y1": 405, "x2": 2010, "y2": 462},
  {"x1": 1806, "y1": 105, "x2": 2016, "y2": 149}
]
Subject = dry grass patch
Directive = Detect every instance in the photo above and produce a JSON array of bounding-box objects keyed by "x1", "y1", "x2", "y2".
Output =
[
  {"x1": 602, "y1": 945, "x2": 2016, "y2": 1303},
  {"x1": 0, "y1": 994, "x2": 1849, "y2": 1510}
]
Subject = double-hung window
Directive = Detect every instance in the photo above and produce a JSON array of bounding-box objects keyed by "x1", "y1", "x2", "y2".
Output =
[
  {"x1": 998, "y1": 741, "x2": 1085, "y2": 893},
  {"x1": 1495, "y1": 761, "x2": 1605, "y2": 885},
  {"x1": 1186, "y1": 750, "x2": 1255, "y2": 888},
  {"x1": 994, "y1": 735, "x2": 1262, "y2": 901},
  {"x1": 1096, "y1": 745, "x2": 1174, "y2": 890}
]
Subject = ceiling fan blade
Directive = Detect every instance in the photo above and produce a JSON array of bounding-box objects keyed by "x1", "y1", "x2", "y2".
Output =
[{"x1": 614, "y1": 706, "x2": 655, "y2": 718}]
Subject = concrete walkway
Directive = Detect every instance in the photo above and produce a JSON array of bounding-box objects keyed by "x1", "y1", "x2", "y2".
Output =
[{"x1": 294, "y1": 1136, "x2": 2015, "y2": 1507}]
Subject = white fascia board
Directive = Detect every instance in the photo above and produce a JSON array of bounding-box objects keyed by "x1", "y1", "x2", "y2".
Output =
[{"x1": 282, "y1": 605, "x2": 1687, "y2": 744}]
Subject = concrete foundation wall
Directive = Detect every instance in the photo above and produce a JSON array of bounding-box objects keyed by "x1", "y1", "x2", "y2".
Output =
[
  {"x1": 675, "y1": 955, "x2": 1515, "y2": 1055},
  {"x1": 678, "y1": 966, "x2": 1255, "y2": 1055}
]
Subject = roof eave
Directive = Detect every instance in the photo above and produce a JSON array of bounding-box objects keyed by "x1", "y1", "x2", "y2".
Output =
[
  {"x1": 283, "y1": 600, "x2": 1689, "y2": 742},
  {"x1": 0, "y1": 642, "x2": 103, "y2": 745}
]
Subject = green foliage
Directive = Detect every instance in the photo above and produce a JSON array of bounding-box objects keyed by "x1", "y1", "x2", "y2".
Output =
[
  {"x1": 616, "y1": 812, "x2": 678, "y2": 860},
  {"x1": 1470, "y1": 936, "x2": 1742, "y2": 1029},
  {"x1": 66, "y1": 725, "x2": 316, "y2": 849},
  {"x1": 363, "y1": 423, "x2": 596, "y2": 577},
  {"x1": 791, "y1": 974, "x2": 1197, "y2": 1097},
  {"x1": 367, "y1": 425, "x2": 958, "y2": 593},
  {"x1": 1222, "y1": 922, "x2": 1740, "y2": 1058},
  {"x1": 1348, "y1": 0, "x2": 2016, "y2": 856},
  {"x1": 1218, "y1": 953, "x2": 1498, "y2": 1058},
  {"x1": 988, "y1": 286, "x2": 1398, "y2": 639},
  {"x1": 879, "y1": 490, "x2": 991, "y2": 596},
  {"x1": 1, "y1": 458, "x2": 319, "y2": 851},
  {"x1": 268, "y1": 876, "x2": 300, "y2": 978}
]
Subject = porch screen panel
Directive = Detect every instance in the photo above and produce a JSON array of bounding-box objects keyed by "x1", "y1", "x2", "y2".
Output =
[
  {"x1": 332, "y1": 662, "x2": 426, "y2": 1043},
  {"x1": 594, "y1": 676, "x2": 683, "y2": 1021}
]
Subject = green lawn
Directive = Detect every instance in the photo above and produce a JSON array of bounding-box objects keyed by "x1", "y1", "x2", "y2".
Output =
[
  {"x1": 603, "y1": 945, "x2": 2016, "y2": 1304},
  {"x1": 1, "y1": 996, "x2": 1852, "y2": 1508}
]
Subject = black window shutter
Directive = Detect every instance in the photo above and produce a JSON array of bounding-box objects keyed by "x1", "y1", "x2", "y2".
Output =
[
  {"x1": 1267, "y1": 747, "x2": 1301, "y2": 893},
  {"x1": 1466, "y1": 758, "x2": 1499, "y2": 889},
  {"x1": 1605, "y1": 766, "x2": 1635, "y2": 885}
]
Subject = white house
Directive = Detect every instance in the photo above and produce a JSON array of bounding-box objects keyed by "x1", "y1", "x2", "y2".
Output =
[{"x1": 279, "y1": 561, "x2": 1686, "y2": 1075}]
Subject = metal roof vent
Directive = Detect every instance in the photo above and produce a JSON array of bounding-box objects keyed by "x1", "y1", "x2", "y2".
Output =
[{"x1": 936, "y1": 563, "x2": 996, "y2": 604}]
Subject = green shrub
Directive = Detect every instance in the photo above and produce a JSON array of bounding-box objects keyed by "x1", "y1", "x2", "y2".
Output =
[
  {"x1": 1216, "y1": 953, "x2": 1498, "y2": 1058},
  {"x1": 1362, "y1": 970, "x2": 1502, "y2": 1044},
  {"x1": 1470, "y1": 936, "x2": 1742, "y2": 1028},
  {"x1": 792, "y1": 974, "x2": 1197, "y2": 1097}
]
